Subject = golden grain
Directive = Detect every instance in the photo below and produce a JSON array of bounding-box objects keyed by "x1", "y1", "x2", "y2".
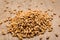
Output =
[{"x1": 6, "y1": 10, "x2": 52, "y2": 40}]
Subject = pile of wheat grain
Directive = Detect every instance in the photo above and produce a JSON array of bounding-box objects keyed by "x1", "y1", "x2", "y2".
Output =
[{"x1": 7, "y1": 10, "x2": 53, "y2": 40}]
